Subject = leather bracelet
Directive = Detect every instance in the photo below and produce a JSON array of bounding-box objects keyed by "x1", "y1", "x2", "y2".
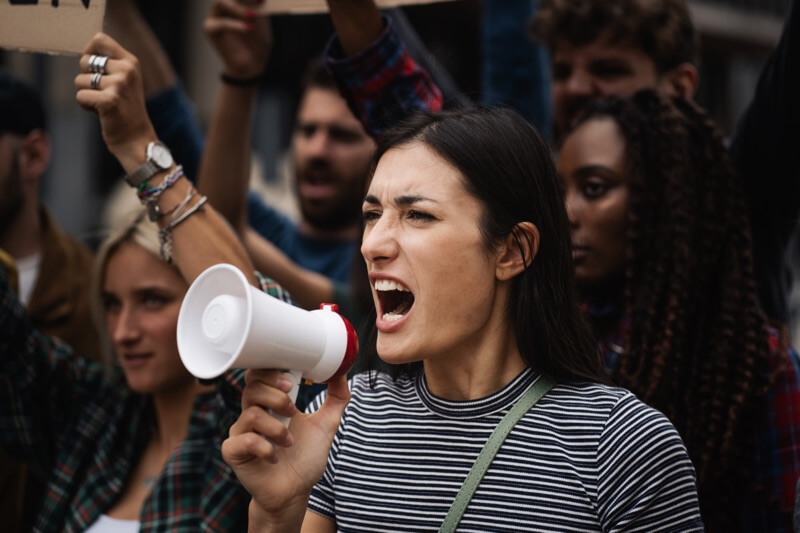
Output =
[{"x1": 220, "y1": 72, "x2": 263, "y2": 86}]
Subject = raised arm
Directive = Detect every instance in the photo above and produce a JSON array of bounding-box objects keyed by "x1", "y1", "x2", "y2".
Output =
[
  {"x1": 198, "y1": 0, "x2": 341, "y2": 310},
  {"x1": 324, "y1": 0, "x2": 443, "y2": 137},
  {"x1": 75, "y1": 32, "x2": 255, "y2": 285},
  {"x1": 105, "y1": 0, "x2": 206, "y2": 182},
  {"x1": 198, "y1": 0, "x2": 270, "y2": 231},
  {"x1": 326, "y1": 0, "x2": 383, "y2": 56}
]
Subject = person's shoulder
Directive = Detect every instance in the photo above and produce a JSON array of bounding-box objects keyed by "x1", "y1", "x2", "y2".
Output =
[
  {"x1": 545, "y1": 380, "x2": 632, "y2": 414},
  {"x1": 543, "y1": 381, "x2": 682, "y2": 441}
]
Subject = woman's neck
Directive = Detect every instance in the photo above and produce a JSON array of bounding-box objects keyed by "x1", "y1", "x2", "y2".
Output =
[
  {"x1": 422, "y1": 329, "x2": 526, "y2": 401},
  {"x1": 150, "y1": 380, "x2": 213, "y2": 450}
]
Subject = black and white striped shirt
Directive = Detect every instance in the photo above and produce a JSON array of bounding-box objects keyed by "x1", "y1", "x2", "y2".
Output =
[{"x1": 307, "y1": 368, "x2": 703, "y2": 532}]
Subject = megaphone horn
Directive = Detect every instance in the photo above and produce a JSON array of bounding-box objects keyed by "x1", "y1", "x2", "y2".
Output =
[{"x1": 177, "y1": 264, "x2": 358, "y2": 409}]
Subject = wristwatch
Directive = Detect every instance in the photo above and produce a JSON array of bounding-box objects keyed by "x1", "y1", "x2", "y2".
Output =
[{"x1": 124, "y1": 141, "x2": 174, "y2": 187}]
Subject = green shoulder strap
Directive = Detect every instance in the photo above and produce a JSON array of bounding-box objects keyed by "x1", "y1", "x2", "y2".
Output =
[{"x1": 438, "y1": 375, "x2": 556, "y2": 533}]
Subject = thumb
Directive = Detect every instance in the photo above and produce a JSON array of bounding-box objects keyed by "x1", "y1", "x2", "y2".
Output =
[{"x1": 315, "y1": 376, "x2": 350, "y2": 436}]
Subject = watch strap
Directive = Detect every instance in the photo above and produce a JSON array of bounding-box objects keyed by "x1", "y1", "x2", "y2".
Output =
[{"x1": 124, "y1": 160, "x2": 160, "y2": 188}]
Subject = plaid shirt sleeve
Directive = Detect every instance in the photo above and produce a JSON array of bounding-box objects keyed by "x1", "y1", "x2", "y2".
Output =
[
  {"x1": 324, "y1": 15, "x2": 443, "y2": 138},
  {"x1": 0, "y1": 262, "x2": 104, "y2": 476},
  {"x1": 746, "y1": 328, "x2": 800, "y2": 530}
]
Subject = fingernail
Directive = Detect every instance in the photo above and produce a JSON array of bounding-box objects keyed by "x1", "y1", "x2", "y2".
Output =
[
  {"x1": 245, "y1": 8, "x2": 256, "y2": 18},
  {"x1": 285, "y1": 433, "x2": 294, "y2": 447},
  {"x1": 277, "y1": 378, "x2": 292, "y2": 392},
  {"x1": 245, "y1": 22, "x2": 255, "y2": 31}
]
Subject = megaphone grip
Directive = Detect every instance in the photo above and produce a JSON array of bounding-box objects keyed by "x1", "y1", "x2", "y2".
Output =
[{"x1": 270, "y1": 369, "x2": 303, "y2": 428}]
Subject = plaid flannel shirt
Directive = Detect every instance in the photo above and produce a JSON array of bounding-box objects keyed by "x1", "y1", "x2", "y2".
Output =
[
  {"x1": 0, "y1": 264, "x2": 291, "y2": 532},
  {"x1": 588, "y1": 303, "x2": 800, "y2": 531},
  {"x1": 324, "y1": 15, "x2": 442, "y2": 138}
]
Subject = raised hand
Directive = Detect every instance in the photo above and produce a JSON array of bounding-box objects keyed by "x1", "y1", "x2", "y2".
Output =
[
  {"x1": 74, "y1": 32, "x2": 157, "y2": 173},
  {"x1": 222, "y1": 371, "x2": 350, "y2": 527},
  {"x1": 326, "y1": 0, "x2": 382, "y2": 57},
  {"x1": 205, "y1": 0, "x2": 272, "y2": 79}
]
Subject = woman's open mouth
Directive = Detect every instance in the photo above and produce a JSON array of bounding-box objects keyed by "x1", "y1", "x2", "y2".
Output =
[{"x1": 375, "y1": 279, "x2": 415, "y2": 323}]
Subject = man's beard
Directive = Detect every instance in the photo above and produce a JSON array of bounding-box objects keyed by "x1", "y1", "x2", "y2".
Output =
[
  {"x1": 296, "y1": 158, "x2": 369, "y2": 233},
  {"x1": 300, "y1": 193, "x2": 361, "y2": 232}
]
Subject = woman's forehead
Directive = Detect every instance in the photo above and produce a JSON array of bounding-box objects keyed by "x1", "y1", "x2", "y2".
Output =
[{"x1": 367, "y1": 143, "x2": 466, "y2": 200}]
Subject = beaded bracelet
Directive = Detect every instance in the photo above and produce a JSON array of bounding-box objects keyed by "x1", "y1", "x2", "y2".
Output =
[{"x1": 158, "y1": 195, "x2": 208, "y2": 263}]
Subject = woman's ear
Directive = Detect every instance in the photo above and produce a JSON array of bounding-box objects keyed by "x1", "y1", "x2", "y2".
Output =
[
  {"x1": 496, "y1": 222, "x2": 539, "y2": 281},
  {"x1": 18, "y1": 129, "x2": 51, "y2": 182}
]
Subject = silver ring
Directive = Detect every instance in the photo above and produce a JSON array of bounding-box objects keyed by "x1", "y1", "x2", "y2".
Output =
[
  {"x1": 88, "y1": 54, "x2": 109, "y2": 74},
  {"x1": 90, "y1": 71, "x2": 103, "y2": 90}
]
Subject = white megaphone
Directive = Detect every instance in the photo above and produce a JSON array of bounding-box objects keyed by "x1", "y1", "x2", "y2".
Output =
[{"x1": 177, "y1": 263, "x2": 358, "y2": 420}]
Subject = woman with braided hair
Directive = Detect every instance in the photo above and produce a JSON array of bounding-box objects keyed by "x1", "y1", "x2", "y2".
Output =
[{"x1": 558, "y1": 89, "x2": 800, "y2": 531}]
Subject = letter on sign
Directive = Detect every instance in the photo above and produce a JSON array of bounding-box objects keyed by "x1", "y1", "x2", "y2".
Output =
[{"x1": 1, "y1": 0, "x2": 105, "y2": 55}]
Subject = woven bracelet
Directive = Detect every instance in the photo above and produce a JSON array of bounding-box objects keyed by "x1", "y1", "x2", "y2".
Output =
[
  {"x1": 158, "y1": 195, "x2": 208, "y2": 263},
  {"x1": 139, "y1": 165, "x2": 184, "y2": 202}
]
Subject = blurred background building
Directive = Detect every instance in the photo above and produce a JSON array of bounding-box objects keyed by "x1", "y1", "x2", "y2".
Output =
[{"x1": 0, "y1": 0, "x2": 790, "y2": 245}]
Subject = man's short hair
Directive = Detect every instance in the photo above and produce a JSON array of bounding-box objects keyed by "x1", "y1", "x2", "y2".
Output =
[
  {"x1": 531, "y1": 0, "x2": 698, "y2": 73},
  {"x1": 299, "y1": 56, "x2": 337, "y2": 95},
  {"x1": 0, "y1": 68, "x2": 47, "y2": 136}
]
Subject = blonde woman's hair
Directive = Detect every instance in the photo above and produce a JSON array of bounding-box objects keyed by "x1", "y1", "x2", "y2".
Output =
[{"x1": 90, "y1": 207, "x2": 178, "y2": 377}]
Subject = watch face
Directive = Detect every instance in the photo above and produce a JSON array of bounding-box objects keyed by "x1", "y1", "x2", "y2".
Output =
[{"x1": 149, "y1": 143, "x2": 174, "y2": 169}]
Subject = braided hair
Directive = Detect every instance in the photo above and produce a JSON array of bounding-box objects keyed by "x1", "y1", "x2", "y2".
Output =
[{"x1": 566, "y1": 90, "x2": 786, "y2": 528}]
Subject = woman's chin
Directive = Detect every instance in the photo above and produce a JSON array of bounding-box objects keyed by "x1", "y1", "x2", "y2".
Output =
[{"x1": 376, "y1": 338, "x2": 420, "y2": 366}]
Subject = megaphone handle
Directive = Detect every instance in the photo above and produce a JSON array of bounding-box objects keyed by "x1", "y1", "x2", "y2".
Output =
[{"x1": 270, "y1": 369, "x2": 303, "y2": 427}]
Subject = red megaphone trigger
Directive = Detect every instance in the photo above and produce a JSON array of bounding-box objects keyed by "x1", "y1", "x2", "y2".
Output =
[{"x1": 320, "y1": 303, "x2": 359, "y2": 381}]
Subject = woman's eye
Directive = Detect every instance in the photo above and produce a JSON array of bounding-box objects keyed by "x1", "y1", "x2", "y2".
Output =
[
  {"x1": 583, "y1": 181, "x2": 610, "y2": 198},
  {"x1": 142, "y1": 292, "x2": 168, "y2": 309},
  {"x1": 407, "y1": 210, "x2": 435, "y2": 222},
  {"x1": 362, "y1": 210, "x2": 381, "y2": 223}
]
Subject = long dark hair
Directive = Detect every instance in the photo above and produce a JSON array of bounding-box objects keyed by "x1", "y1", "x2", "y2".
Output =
[
  {"x1": 363, "y1": 106, "x2": 604, "y2": 384},
  {"x1": 568, "y1": 90, "x2": 785, "y2": 527}
]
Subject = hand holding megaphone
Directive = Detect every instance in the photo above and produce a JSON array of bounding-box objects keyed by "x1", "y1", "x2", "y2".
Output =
[{"x1": 177, "y1": 264, "x2": 358, "y2": 424}]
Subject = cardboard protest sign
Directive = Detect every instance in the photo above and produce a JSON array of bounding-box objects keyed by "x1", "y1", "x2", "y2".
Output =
[
  {"x1": 262, "y1": 0, "x2": 458, "y2": 15},
  {"x1": 0, "y1": 0, "x2": 106, "y2": 55}
]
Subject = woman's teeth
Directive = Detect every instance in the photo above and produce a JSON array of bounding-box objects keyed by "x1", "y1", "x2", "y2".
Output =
[
  {"x1": 383, "y1": 312, "x2": 405, "y2": 322},
  {"x1": 375, "y1": 279, "x2": 414, "y2": 322},
  {"x1": 374, "y1": 279, "x2": 410, "y2": 292}
]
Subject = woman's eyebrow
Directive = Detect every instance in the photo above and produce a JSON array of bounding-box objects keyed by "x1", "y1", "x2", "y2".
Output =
[
  {"x1": 363, "y1": 194, "x2": 438, "y2": 206},
  {"x1": 395, "y1": 195, "x2": 437, "y2": 206}
]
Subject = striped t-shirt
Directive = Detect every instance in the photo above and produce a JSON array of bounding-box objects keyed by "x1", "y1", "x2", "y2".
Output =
[{"x1": 307, "y1": 368, "x2": 703, "y2": 532}]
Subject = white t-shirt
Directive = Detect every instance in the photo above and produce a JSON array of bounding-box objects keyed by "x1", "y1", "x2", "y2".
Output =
[
  {"x1": 84, "y1": 515, "x2": 140, "y2": 533},
  {"x1": 15, "y1": 252, "x2": 41, "y2": 306}
]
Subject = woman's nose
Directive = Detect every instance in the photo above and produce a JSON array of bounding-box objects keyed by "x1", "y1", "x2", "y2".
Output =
[
  {"x1": 111, "y1": 306, "x2": 140, "y2": 345},
  {"x1": 361, "y1": 216, "x2": 398, "y2": 264},
  {"x1": 565, "y1": 193, "x2": 580, "y2": 228}
]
